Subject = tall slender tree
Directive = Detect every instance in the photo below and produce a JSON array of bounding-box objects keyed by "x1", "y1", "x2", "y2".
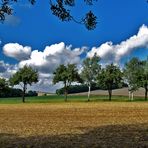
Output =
[
  {"x1": 140, "y1": 58, "x2": 148, "y2": 100},
  {"x1": 9, "y1": 65, "x2": 38, "y2": 103},
  {"x1": 123, "y1": 58, "x2": 141, "y2": 101},
  {"x1": 81, "y1": 53, "x2": 101, "y2": 101}
]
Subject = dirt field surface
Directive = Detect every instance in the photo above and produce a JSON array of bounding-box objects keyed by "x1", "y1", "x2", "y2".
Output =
[
  {"x1": 0, "y1": 102, "x2": 148, "y2": 148},
  {"x1": 73, "y1": 87, "x2": 146, "y2": 97}
]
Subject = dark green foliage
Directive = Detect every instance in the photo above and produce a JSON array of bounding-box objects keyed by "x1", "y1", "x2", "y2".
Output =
[
  {"x1": 50, "y1": 2, "x2": 71, "y2": 21},
  {"x1": 9, "y1": 65, "x2": 38, "y2": 102},
  {"x1": 64, "y1": 0, "x2": 75, "y2": 6},
  {"x1": 83, "y1": 11, "x2": 97, "y2": 30},
  {"x1": 124, "y1": 58, "x2": 141, "y2": 92},
  {"x1": 0, "y1": 88, "x2": 23, "y2": 98},
  {"x1": 0, "y1": 77, "x2": 37, "y2": 98},
  {"x1": 9, "y1": 65, "x2": 38, "y2": 86},
  {"x1": 53, "y1": 64, "x2": 82, "y2": 101},
  {"x1": 0, "y1": 2, "x2": 12, "y2": 21},
  {"x1": 50, "y1": 0, "x2": 98, "y2": 29},
  {"x1": 124, "y1": 57, "x2": 148, "y2": 100},
  {"x1": 139, "y1": 58, "x2": 148, "y2": 100},
  {"x1": 0, "y1": 78, "x2": 9, "y2": 97},
  {"x1": 0, "y1": 88, "x2": 37, "y2": 98},
  {"x1": 98, "y1": 64, "x2": 123, "y2": 101},
  {"x1": 26, "y1": 90, "x2": 37, "y2": 97},
  {"x1": 81, "y1": 54, "x2": 101, "y2": 85},
  {"x1": 56, "y1": 83, "x2": 99, "y2": 95},
  {"x1": 0, "y1": 0, "x2": 35, "y2": 22},
  {"x1": 56, "y1": 82, "x2": 127, "y2": 95},
  {"x1": 0, "y1": 77, "x2": 8, "y2": 90}
]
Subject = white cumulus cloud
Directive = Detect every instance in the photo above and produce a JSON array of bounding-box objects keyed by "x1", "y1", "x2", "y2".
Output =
[
  {"x1": 3, "y1": 43, "x2": 31, "y2": 61},
  {"x1": 19, "y1": 42, "x2": 85, "y2": 74},
  {"x1": 87, "y1": 24, "x2": 148, "y2": 63}
]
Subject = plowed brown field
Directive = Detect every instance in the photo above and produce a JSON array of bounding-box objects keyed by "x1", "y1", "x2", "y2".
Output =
[{"x1": 0, "y1": 102, "x2": 148, "y2": 148}]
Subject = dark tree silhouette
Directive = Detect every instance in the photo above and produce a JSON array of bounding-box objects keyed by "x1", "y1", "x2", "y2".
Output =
[{"x1": 0, "y1": 0, "x2": 97, "y2": 30}]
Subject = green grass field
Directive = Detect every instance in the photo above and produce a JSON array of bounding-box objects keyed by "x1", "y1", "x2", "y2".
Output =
[{"x1": 0, "y1": 95, "x2": 147, "y2": 104}]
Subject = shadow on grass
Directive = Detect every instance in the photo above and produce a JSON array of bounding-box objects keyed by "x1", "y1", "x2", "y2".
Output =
[{"x1": 0, "y1": 123, "x2": 148, "y2": 148}]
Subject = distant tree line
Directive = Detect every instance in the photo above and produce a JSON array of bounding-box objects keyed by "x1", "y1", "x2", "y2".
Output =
[
  {"x1": 56, "y1": 82, "x2": 127, "y2": 95},
  {"x1": 0, "y1": 81, "x2": 37, "y2": 98},
  {"x1": 56, "y1": 83, "x2": 99, "y2": 95}
]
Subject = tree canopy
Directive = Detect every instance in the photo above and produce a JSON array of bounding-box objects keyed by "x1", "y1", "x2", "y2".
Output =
[
  {"x1": 9, "y1": 65, "x2": 38, "y2": 102},
  {"x1": 98, "y1": 63, "x2": 123, "y2": 101},
  {"x1": 123, "y1": 58, "x2": 141, "y2": 100},
  {"x1": 53, "y1": 63, "x2": 82, "y2": 101},
  {"x1": 124, "y1": 57, "x2": 148, "y2": 101},
  {"x1": 0, "y1": 77, "x2": 8, "y2": 92},
  {"x1": 0, "y1": 78, "x2": 8, "y2": 97},
  {"x1": 139, "y1": 58, "x2": 148, "y2": 100}
]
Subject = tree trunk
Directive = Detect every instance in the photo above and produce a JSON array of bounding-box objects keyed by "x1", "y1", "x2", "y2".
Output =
[
  {"x1": 64, "y1": 89, "x2": 68, "y2": 102},
  {"x1": 88, "y1": 85, "x2": 91, "y2": 102},
  {"x1": 108, "y1": 89, "x2": 112, "y2": 101},
  {"x1": 64, "y1": 82, "x2": 68, "y2": 102},
  {"x1": 22, "y1": 84, "x2": 26, "y2": 103},
  {"x1": 128, "y1": 91, "x2": 131, "y2": 100},
  {"x1": 131, "y1": 92, "x2": 134, "y2": 101},
  {"x1": 145, "y1": 87, "x2": 148, "y2": 101}
]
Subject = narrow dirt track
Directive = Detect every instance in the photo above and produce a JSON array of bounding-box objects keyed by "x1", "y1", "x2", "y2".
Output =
[{"x1": 0, "y1": 102, "x2": 148, "y2": 148}]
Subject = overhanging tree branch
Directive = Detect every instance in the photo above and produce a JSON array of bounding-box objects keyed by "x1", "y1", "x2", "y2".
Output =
[{"x1": 0, "y1": 0, "x2": 98, "y2": 30}]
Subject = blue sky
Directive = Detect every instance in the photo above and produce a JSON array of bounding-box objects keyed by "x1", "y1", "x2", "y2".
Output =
[
  {"x1": 0, "y1": 0, "x2": 147, "y2": 49},
  {"x1": 0, "y1": 0, "x2": 148, "y2": 92}
]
